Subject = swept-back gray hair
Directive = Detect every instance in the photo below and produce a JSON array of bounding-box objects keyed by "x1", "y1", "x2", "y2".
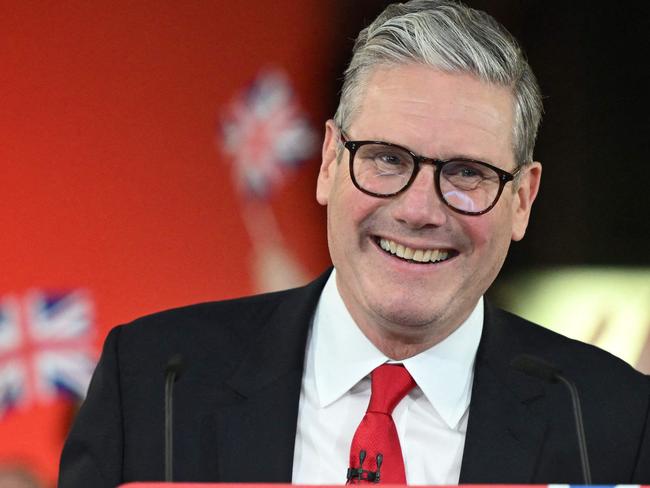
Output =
[{"x1": 333, "y1": 0, "x2": 543, "y2": 166}]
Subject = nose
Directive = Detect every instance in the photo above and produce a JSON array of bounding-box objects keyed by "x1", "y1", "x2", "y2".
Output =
[{"x1": 390, "y1": 164, "x2": 448, "y2": 228}]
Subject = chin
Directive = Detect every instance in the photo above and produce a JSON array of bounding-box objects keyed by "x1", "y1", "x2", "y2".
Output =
[{"x1": 371, "y1": 297, "x2": 446, "y2": 330}]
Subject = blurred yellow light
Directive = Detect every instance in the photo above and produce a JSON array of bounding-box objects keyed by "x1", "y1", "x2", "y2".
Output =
[{"x1": 497, "y1": 268, "x2": 650, "y2": 371}]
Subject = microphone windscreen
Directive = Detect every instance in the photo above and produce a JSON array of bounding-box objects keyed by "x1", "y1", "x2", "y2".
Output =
[
  {"x1": 165, "y1": 354, "x2": 185, "y2": 381},
  {"x1": 511, "y1": 354, "x2": 561, "y2": 382}
]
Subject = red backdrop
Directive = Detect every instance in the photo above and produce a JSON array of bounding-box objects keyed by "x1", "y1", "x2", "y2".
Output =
[{"x1": 0, "y1": 2, "x2": 333, "y2": 485}]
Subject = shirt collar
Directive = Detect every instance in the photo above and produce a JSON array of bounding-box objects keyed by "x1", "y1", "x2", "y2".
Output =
[{"x1": 312, "y1": 269, "x2": 483, "y2": 429}]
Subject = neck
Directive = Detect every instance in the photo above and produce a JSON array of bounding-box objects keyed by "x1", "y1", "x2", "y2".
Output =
[{"x1": 353, "y1": 316, "x2": 461, "y2": 360}]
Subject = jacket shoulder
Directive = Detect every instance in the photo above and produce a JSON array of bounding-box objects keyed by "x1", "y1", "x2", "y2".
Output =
[
  {"x1": 485, "y1": 303, "x2": 648, "y2": 389},
  {"x1": 123, "y1": 286, "x2": 299, "y2": 336},
  {"x1": 107, "y1": 269, "x2": 330, "y2": 378}
]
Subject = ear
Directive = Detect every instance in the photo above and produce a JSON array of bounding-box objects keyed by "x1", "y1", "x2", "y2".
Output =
[
  {"x1": 316, "y1": 120, "x2": 341, "y2": 206},
  {"x1": 511, "y1": 162, "x2": 542, "y2": 241}
]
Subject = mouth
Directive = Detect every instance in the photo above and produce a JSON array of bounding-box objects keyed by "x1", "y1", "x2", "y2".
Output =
[{"x1": 375, "y1": 237, "x2": 458, "y2": 264}]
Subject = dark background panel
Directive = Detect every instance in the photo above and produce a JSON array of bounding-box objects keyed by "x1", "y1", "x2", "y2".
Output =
[{"x1": 333, "y1": 0, "x2": 650, "y2": 273}]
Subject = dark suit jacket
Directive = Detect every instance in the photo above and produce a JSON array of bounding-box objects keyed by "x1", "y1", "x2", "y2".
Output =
[{"x1": 59, "y1": 269, "x2": 650, "y2": 487}]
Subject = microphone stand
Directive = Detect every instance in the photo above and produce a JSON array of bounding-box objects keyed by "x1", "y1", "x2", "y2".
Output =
[
  {"x1": 164, "y1": 355, "x2": 184, "y2": 482},
  {"x1": 511, "y1": 354, "x2": 592, "y2": 484}
]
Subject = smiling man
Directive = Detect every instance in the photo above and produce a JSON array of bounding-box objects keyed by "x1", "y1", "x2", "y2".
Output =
[
  {"x1": 317, "y1": 65, "x2": 540, "y2": 359},
  {"x1": 59, "y1": 1, "x2": 650, "y2": 486}
]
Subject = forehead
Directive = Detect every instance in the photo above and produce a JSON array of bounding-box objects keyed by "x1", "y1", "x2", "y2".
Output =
[{"x1": 352, "y1": 64, "x2": 516, "y2": 163}]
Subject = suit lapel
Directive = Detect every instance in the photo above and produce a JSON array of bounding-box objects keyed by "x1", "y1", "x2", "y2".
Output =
[
  {"x1": 211, "y1": 271, "x2": 330, "y2": 482},
  {"x1": 460, "y1": 301, "x2": 548, "y2": 483}
]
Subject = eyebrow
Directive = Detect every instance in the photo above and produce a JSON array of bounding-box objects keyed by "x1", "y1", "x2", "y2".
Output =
[{"x1": 352, "y1": 134, "x2": 497, "y2": 166}]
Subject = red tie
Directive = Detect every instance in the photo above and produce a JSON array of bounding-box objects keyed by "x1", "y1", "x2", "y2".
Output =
[{"x1": 347, "y1": 364, "x2": 416, "y2": 484}]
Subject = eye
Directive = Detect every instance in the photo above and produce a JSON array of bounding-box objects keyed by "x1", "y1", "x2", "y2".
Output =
[
  {"x1": 444, "y1": 162, "x2": 487, "y2": 179},
  {"x1": 462, "y1": 167, "x2": 479, "y2": 177},
  {"x1": 356, "y1": 144, "x2": 413, "y2": 175},
  {"x1": 375, "y1": 151, "x2": 406, "y2": 166},
  {"x1": 442, "y1": 160, "x2": 500, "y2": 189}
]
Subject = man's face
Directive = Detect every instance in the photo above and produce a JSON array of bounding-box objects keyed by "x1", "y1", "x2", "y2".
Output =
[{"x1": 316, "y1": 64, "x2": 541, "y2": 355}]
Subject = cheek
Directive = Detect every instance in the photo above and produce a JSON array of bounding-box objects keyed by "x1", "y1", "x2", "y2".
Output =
[
  {"x1": 460, "y1": 216, "x2": 491, "y2": 250},
  {"x1": 330, "y1": 179, "x2": 382, "y2": 231},
  {"x1": 326, "y1": 183, "x2": 367, "y2": 257},
  {"x1": 461, "y1": 211, "x2": 512, "y2": 260}
]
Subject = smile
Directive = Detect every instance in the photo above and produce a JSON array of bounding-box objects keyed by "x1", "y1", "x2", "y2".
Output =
[{"x1": 377, "y1": 238, "x2": 456, "y2": 264}]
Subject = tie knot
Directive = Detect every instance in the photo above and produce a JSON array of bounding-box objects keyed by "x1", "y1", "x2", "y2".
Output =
[{"x1": 367, "y1": 364, "x2": 415, "y2": 414}]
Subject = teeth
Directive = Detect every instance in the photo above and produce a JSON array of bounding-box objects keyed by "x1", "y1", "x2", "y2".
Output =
[
  {"x1": 396, "y1": 244, "x2": 405, "y2": 258},
  {"x1": 378, "y1": 238, "x2": 452, "y2": 264}
]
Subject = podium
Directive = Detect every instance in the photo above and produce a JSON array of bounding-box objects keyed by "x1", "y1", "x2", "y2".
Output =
[
  {"x1": 119, "y1": 485, "x2": 541, "y2": 488},
  {"x1": 119, "y1": 485, "x2": 649, "y2": 488}
]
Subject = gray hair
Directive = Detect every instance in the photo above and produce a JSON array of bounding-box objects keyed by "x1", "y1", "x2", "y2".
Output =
[{"x1": 333, "y1": 0, "x2": 543, "y2": 166}]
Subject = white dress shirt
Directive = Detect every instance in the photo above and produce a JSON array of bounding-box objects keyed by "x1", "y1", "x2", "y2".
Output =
[{"x1": 292, "y1": 269, "x2": 484, "y2": 485}]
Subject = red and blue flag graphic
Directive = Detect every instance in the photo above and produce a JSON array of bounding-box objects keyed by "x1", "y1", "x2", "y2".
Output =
[
  {"x1": 220, "y1": 69, "x2": 317, "y2": 198},
  {"x1": 0, "y1": 290, "x2": 96, "y2": 417}
]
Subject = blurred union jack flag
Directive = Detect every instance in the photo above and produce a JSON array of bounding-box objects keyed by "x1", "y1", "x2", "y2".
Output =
[
  {"x1": 0, "y1": 290, "x2": 96, "y2": 417},
  {"x1": 220, "y1": 68, "x2": 317, "y2": 198}
]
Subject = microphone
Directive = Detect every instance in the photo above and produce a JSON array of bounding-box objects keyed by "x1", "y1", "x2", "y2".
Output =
[
  {"x1": 164, "y1": 354, "x2": 185, "y2": 482},
  {"x1": 511, "y1": 354, "x2": 592, "y2": 484},
  {"x1": 346, "y1": 449, "x2": 383, "y2": 483}
]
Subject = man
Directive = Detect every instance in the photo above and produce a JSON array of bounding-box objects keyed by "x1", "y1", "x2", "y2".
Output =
[{"x1": 59, "y1": 1, "x2": 650, "y2": 486}]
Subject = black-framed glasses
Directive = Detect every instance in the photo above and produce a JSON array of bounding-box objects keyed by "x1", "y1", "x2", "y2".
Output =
[{"x1": 340, "y1": 131, "x2": 521, "y2": 216}]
